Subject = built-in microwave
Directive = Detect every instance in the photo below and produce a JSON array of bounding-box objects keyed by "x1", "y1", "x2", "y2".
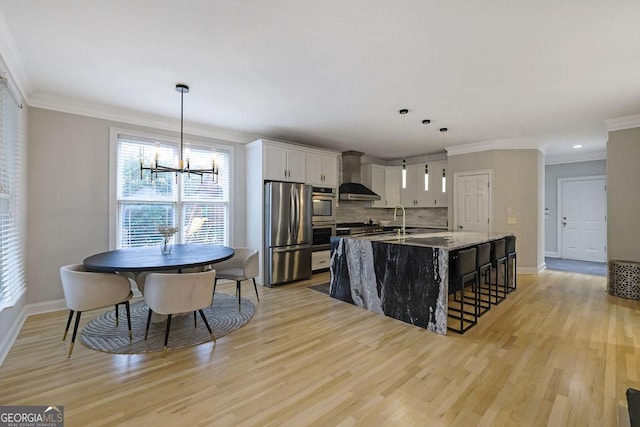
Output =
[{"x1": 312, "y1": 186, "x2": 336, "y2": 224}]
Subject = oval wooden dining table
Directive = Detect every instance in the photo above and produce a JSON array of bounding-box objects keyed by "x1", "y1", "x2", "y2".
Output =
[{"x1": 83, "y1": 244, "x2": 235, "y2": 273}]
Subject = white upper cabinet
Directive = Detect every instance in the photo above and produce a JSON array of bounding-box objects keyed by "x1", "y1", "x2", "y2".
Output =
[
  {"x1": 363, "y1": 164, "x2": 402, "y2": 208},
  {"x1": 306, "y1": 152, "x2": 338, "y2": 187},
  {"x1": 385, "y1": 166, "x2": 401, "y2": 207},
  {"x1": 401, "y1": 164, "x2": 428, "y2": 207},
  {"x1": 263, "y1": 143, "x2": 306, "y2": 183},
  {"x1": 400, "y1": 162, "x2": 448, "y2": 207},
  {"x1": 430, "y1": 161, "x2": 448, "y2": 207}
]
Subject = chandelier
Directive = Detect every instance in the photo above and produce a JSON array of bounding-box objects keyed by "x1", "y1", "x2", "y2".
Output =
[{"x1": 140, "y1": 83, "x2": 219, "y2": 183}]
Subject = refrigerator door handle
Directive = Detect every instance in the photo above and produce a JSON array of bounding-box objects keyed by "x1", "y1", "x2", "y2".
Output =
[
  {"x1": 291, "y1": 186, "x2": 297, "y2": 240},
  {"x1": 289, "y1": 185, "x2": 295, "y2": 239},
  {"x1": 272, "y1": 244, "x2": 313, "y2": 253}
]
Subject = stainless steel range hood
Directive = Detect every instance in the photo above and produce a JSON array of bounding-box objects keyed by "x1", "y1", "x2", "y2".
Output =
[{"x1": 339, "y1": 151, "x2": 381, "y2": 201}]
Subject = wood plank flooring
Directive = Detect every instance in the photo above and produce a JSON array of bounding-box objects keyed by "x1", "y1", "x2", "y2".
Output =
[{"x1": 0, "y1": 270, "x2": 638, "y2": 426}]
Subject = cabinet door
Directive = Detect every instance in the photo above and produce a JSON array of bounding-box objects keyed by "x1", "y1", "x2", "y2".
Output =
[
  {"x1": 400, "y1": 164, "x2": 419, "y2": 206},
  {"x1": 305, "y1": 152, "x2": 323, "y2": 185},
  {"x1": 264, "y1": 144, "x2": 288, "y2": 181},
  {"x1": 385, "y1": 166, "x2": 401, "y2": 207},
  {"x1": 320, "y1": 154, "x2": 338, "y2": 187},
  {"x1": 433, "y1": 163, "x2": 448, "y2": 207},
  {"x1": 414, "y1": 164, "x2": 433, "y2": 207},
  {"x1": 370, "y1": 164, "x2": 387, "y2": 208},
  {"x1": 286, "y1": 148, "x2": 307, "y2": 183}
]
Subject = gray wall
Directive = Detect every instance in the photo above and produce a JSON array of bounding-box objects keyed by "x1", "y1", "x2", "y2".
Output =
[
  {"x1": 607, "y1": 128, "x2": 640, "y2": 263},
  {"x1": 544, "y1": 160, "x2": 607, "y2": 255},
  {"x1": 26, "y1": 108, "x2": 247, "y2": 304},
  {"x1": 447, "y1": 149, "x2": 544, "y2": 272}
]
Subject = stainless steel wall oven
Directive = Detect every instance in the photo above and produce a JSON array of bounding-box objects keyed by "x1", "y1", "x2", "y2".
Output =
[
  {"x1": 312, "y1": 222, "x2": 336, "y2": 251},
  {"x1": 312, "y1": 186, "x2": 336, "y2": 223}
]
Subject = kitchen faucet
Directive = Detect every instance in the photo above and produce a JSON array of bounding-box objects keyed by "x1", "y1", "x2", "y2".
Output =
[{"x1": 393, "y1": 205, "x2": 406, "y2": 237}]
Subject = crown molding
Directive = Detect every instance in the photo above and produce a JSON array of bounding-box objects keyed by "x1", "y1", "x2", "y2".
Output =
[
  {"x1": 445, "y1": 139, "x2": 543, "y2": 156},
  {"x1": 29, "y1": 92, "x2": 261, "y2": 144},
  {"x1": 604, "y1": 114, "x2": 640, "y2": 132},
  {"x1": 0, "y1": 9, "x2": 31, "y2": 102},
  {"x1": 544, "y1": 150, "x2": 606, "y2": 165}
]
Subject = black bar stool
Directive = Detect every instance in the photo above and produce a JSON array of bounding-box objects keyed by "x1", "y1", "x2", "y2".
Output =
[
  {"x1": 476, "y1": 242, "x2": 492, "y2": 315},
  {"x1": 448, "y1": 247, "x2": 478, "y2": 334},
  {"x1": 490, "y1": 239, "x2": 508, "y2": 303},
  {"x1": 505, "y1": 235, "x2": 516, "y2": 293}
]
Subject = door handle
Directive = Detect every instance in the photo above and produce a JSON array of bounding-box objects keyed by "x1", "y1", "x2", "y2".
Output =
[{"x1": 458, "y1": 225, "x2": 463, "y2": 230}]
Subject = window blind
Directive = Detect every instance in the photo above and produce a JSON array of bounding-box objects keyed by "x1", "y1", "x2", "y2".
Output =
[
  {"x1": 0, "y1": 78, "x2": 25, "y2": 311},
  {"x1": 115, "y1": 134, "x2": 230, "y2": 248}
]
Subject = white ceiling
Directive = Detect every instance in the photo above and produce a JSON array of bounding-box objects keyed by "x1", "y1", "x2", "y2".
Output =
[{"x1": 1, "y1": 1, "x2": 639, "y2": 161}]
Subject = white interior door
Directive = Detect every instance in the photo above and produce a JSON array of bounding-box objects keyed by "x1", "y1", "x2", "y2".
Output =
[
  {"x1": 455, "y1": 172, "x2": 491, "y2": 232},
  {"x1": 560, "y1": 177, "x2": 606, "y2": 262}
]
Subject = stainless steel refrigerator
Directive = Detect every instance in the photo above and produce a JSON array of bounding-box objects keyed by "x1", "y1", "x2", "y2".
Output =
[{"x1": 264, "y1": 181, "x2": 313, "y2": 286}]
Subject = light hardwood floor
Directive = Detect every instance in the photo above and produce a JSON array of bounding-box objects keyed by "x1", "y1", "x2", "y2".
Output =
[{"x1": 0, "y1": 270, "x2": 638, "y2": 426}]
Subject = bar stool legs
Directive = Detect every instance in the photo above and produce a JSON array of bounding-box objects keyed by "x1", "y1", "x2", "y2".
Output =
[
  {"x1": 448, "y1": 247, "x2": 478, "y2": 334},
  {"x1": 506, "y1": 235, "x2": 517, "y2": 293}
]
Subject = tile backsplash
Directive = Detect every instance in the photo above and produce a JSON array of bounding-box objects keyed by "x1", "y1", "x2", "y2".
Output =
[{"x1": 336, "y1": 201, "x2": 448, "y2": 228}]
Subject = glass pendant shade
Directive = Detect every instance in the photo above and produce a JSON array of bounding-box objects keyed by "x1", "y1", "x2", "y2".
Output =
[
  {"x1": 402, "y1": 159, "x2": 407, "y2": 189},
  {"x1": 424, "y1": 164, "x2": 429, "y2": 191}
]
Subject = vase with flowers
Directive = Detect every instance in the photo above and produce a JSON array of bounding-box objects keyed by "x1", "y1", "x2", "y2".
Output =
[{"x1": 158, "y1": 226, "x2": 178, "y2": 254}]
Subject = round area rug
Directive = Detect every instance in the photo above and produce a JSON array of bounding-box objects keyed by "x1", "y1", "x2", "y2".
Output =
[{"x1": 80, "y1": 293, "x2": 255, "y2": 354}]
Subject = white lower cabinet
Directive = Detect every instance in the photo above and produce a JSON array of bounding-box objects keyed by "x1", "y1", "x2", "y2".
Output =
[{"x1": 312, "y1": 250, "x2": 331, "y2": 271}]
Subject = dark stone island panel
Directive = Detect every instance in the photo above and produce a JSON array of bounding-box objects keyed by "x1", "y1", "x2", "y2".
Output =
[{"x1": 330, "y1": 237, "x2": 448, "y2": 334}]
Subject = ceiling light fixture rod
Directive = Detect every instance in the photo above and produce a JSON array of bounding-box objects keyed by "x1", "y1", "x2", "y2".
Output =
[
  {"x1": 423, "y1": 119, "x2": 430, "y2": 192},
  {"x1": 440, "y1": 127, "x2": 448, "y2": 193},
  {"x1": 140, "y1": 84, "x2": 219, "y2": 183},
  {"x1": 400, "y1": 109, "x2": 408, "y2": 189}
]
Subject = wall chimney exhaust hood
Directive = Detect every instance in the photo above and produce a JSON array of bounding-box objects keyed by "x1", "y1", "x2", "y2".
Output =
[{"x1": 339, "y1": 151, "x2": 381, "y2": 201}]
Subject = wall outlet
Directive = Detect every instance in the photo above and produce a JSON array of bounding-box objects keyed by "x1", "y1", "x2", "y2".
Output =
[{"x1": 507, "y1": 216, "x2": 517, "y2": 225}]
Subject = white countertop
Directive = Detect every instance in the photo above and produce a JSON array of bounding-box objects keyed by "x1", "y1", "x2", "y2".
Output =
[{"x1": 338, "y1": 230, "x2": 513, "y2": 251}]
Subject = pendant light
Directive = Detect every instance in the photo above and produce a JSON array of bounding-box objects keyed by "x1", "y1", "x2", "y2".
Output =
[
  {"x1": 140, "y1": 84, "x2": 219, "y2": 183},
  {"x1": 422, "y1": 119, "x2": 431, "y2": 191},
  {"x1": 440, "y1": 127, "x2": 448, "y2": 192},
  {"x1": 399, "y1": 109, "x2": 408, "y2": 189}
]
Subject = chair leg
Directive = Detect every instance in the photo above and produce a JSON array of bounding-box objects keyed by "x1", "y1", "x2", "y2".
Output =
[
  {"x1": 63, "y1": 310, "x2": 74, "y2": 341},
  {"x1": 125, "y1": 301, "x2": 132, "y2": 341},
  {"x1": 145, "y1": 308, "x2": 153, "y2": 340},
  {"x1": 68, "y1": 311, "x2": 82, "y2": 358},
  {"x1": 213, "y1": 278, "x2": 218, "y2": 299},
  {"x1": 237, "y1": 281, "x2": 241, "y2": 312},
  {"x1": 193, "y1": 311, "x2": 197, "y2": 328},
  {"x1": 253, "y1": 278, "x2": 260, "y2": 303},
  {"x1": 115, "y1": 304, "x2": 119, "y2": 327},
  {"x1": 198, "y1": 309, "x2": 216, "y2": 342},
  {"x1": 162, "y1": 314, "x2": 173, "y2": 358}
]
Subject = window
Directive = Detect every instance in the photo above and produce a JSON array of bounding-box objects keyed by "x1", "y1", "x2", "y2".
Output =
[
  {"x1": 0, "y1": 77, "x2": 25, "y2": 311},
  {"x1": 113, "y1": 131, "x2": 231, "y2": 249}
]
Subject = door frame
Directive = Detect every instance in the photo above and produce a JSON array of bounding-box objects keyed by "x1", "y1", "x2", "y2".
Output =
[
  {"x1": 556, "y1": 175, "x2": 607, "y2": 260},
  {"x1": 453, "y1": 169, "x2": 494, "y2": 233}
]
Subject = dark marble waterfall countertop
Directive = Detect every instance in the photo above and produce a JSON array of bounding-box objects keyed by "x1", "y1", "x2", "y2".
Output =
[{"x1": 349, "y1": 230, "x2": 513, "y2": 251}]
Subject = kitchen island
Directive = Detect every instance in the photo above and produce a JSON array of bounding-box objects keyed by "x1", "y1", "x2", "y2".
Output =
[{"x1": 329, "y1": 231, "x2": 513, "y2": 335}]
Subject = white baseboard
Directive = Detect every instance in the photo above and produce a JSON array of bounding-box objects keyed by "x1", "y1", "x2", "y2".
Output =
[
  {"x1": 26, "y1": 298, "x2": 67, "y2": 316},
  {"x1": 0, "y1": 306, "x2": 28, "y2": 367},
  {"x1": 517, "y1": 262, "x2": 546, "y2": 274},
  {"x1": 545, "y1": 251, "x2": 559, "y2": 258}
]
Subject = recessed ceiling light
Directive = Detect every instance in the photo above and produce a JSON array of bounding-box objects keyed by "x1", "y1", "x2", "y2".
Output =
[{"x1": 573, "y1": 144, "x2": 583, "y2": 149}]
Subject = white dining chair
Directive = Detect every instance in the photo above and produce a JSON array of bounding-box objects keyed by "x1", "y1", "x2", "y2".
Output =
[
  {"x1": 142, "y1": 269, "x2": 217, "y2": 357},
  {"x1": 213, "y1": 248, "x2": 259, "y2": 311},
  {"x1": 59, "y1": 264, "x2": 134, "y2": 358}
]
